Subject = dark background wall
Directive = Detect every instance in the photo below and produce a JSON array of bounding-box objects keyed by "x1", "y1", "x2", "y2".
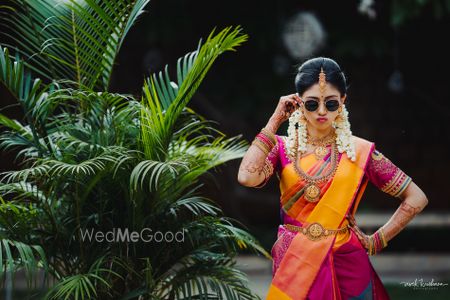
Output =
[{"x1": 1, "y1": 0, "x2": 449, "y2": 249}]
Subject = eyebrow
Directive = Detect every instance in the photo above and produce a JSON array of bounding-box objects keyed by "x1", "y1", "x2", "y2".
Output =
[{"x1": 305, "y1": 95, "x2": 339, "y2": 99}]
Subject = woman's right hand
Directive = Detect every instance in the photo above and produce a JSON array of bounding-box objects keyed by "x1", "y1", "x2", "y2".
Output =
[
  {"x1": 347, "y1": 214, "x2": 370, "y2": 250},
  {"x1": 271, "y1": 93, "x2": 302, "y2": 124}
]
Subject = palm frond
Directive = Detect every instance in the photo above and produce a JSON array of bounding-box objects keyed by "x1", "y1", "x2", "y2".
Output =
[
  {"x1": 181, "y1": 216, "x2": 271, "y2": 259},
  {"x1": 0, "y1": 163, "x2": 49, "y2": 184},
  {"x1": 164, "y1": 254, "x2": 257, "y2": 300},
  {"x1": 0, "y1": 182, "x2": 48, "y2": 203},
  {"x1": 130, "y1": 158, "x2": 189, "y2": 193},
  {"x1": 44, "y1": 254, "x2": 123, "y2": 300},
  {"x1": 140, "y1": 26, "x2": 248, "y2": 159},
  {"x1": 0, "y1": 237, "x2": 48, "y2": 290},
  {"x1": 0, "y1": 0, "x2": 152, "y2": 90}
]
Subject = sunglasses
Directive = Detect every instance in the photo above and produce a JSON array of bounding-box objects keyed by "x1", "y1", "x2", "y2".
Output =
[{"x1": 303, "y1": 99, "x2": 340, "y2": 112}]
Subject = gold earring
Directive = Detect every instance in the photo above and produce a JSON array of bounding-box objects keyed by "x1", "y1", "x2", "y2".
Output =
[
  {"x1": 300, "y1": 109, "x2": 307, "y2": 121},
  {"x1": 338, "y1": 106, "x2": 343, "y2": 113}
]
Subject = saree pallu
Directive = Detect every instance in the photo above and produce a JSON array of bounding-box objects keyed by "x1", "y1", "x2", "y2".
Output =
[{"x1": 266, "y1": 136, "x2": 390, "y2": 300}]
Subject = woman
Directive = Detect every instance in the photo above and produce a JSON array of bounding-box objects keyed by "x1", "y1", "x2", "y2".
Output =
[{"x1": 237, "y1": 57, "x2": 428, "y2": 300}]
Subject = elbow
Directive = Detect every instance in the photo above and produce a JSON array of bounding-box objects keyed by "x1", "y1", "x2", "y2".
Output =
[
  {"x1": 237, "y1": 172, "x2": 262, "y2": 188},
  {"x1": 237, "y1": 172, "x2": 252, "y2": 187},
  {"x1": 416, "y1": 192, "x2": 429, "y2": 213},
  {"x1": 422, "y1": 194, "x2": 429, "y2": 208},
  {"x1": 418, "y1": 186, "x2": 429, "y2": 209}
]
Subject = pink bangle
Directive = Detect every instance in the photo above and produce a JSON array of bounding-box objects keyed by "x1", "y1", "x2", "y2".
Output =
[{"x1": 256, "y1": 133, "x2": 275, "y2": 149}]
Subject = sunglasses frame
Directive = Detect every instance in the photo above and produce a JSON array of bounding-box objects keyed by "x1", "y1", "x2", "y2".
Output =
[{"x1": 302, "y1": 98, "x2": 341, "y2": 112}]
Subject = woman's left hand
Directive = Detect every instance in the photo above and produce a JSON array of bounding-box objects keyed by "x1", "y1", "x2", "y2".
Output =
[{"x1": 347, "y1": 214, "x2": 370, "y2": 250}]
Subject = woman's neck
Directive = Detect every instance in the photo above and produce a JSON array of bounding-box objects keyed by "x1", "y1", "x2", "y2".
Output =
[{"x1": 307, "y1": 124, "x2": 335, "y2": 139}]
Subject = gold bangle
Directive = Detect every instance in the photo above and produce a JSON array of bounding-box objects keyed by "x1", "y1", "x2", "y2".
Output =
[
  {"x1": 261, "y1": 127, "x2": 276, "y2": 145},
  {"x1": 257, "y1": 135, "x2": 274, "y2": 151},
  {"x1": 368, "y1": 236, "x2": 374, "y2": 256},
  {"x1": 255, "y1": 134, "x2": 275, "y2": 149},
  {"x1": 252, "y1": 139, "x2": 270, "y2": 155},
  {"x1": 253, "y1": 138, "x2": 271, "y2": 153}
]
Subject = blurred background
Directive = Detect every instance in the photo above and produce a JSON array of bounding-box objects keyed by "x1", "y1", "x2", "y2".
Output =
[{"x1": 1, "y1": 0, "x2": 449, "y2": 298}]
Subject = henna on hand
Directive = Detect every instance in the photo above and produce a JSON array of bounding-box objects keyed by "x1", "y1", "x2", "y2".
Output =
[
  {"x1": 237, "y1": 141, "x2": 275, "y2": 187},
  {"x1": 380, "y1": 200, "x2": 425, "y2": 242},
  {"x1": 352, "y1": 225, "x2": 370, "y2": 249},
  {"x1": 238, "y1": 93, "x2": 299, "y2": 187},
  {"x1": 347, "y1": 214, "x2": 370, "y2": 249},
  {"x1": 238, "y1": 146, "x2": 266, "y2": 175}
]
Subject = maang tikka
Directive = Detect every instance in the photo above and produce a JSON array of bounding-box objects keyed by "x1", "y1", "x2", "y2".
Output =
[{"x1": 318, "y1": 67, "x2": 327, "y2": 97}]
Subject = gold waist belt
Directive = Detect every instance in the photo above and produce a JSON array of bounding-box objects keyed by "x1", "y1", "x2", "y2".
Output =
[{"x1": 283, "y1": 222, "x2": 350, "y2": 241}]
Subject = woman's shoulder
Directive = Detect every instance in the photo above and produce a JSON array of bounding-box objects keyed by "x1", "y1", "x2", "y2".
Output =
[{"x1": 351, "y1": 134, "x2": 374, "y2": 146}]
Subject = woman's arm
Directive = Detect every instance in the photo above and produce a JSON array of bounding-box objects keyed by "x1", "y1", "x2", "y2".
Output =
[
  {"x1": 237, "y1": 94, "x2": 301, "y2": 187},
  {"x1": 237, "y1": 116, "x2": 281, "y2": 187},
  {"x1": 379, "y1": 181, "x2": 428, "y2": 242},
  {"x1": 350, "y1": 181, "x2": 428, "y2": 253}
]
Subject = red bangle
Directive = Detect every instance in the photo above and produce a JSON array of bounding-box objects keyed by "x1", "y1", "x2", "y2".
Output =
[{"x1": 256, "y1": 133, "x2": 275, "y2": 149}]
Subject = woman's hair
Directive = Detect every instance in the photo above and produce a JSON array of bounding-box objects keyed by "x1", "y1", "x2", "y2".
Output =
[{"x1": 294, "y1": 57, "x2": 347, "y2": 97}]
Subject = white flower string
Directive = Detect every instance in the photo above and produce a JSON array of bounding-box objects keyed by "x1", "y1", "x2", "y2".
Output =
[
  {"x1": 286, "y1": 109, "x2": 307, "y2": 158},
  {"x1": 286, "y1": 103, "x2": 356, "y2": 162},
  {"x1": 332, "y1": 104, "x2": 356, "y2": 161}
]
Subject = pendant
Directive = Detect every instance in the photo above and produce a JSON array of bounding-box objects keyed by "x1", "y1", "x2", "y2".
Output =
[
  {"x1": 304, "y1": 183, "x2": 321, "y2": 203},
  {"x1": 314, "y1": 146, "x2": 329, "y2": 160}
]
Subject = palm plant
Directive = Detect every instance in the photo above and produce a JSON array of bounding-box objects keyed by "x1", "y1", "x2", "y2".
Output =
[{"x1": 0, "y1": 1, "x2": 269, "y2": 299}]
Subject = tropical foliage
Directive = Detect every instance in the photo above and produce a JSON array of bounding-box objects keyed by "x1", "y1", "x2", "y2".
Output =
[{"x1": 0, "y1": 0, "x2": 268, "y2": 299}]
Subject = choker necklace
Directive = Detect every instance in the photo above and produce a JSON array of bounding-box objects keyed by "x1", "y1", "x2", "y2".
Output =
[
  {"x1": 307, "y1": 131, "x2": 336, "y2": 160},
  {"x1": 294, "y1": 127, "x2": 339, "y2": 203}
]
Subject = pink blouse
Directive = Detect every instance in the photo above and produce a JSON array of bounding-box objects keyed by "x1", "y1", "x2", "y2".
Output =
[{"x1": 255, "y1": 134, "x2": 412, "y2": 198}]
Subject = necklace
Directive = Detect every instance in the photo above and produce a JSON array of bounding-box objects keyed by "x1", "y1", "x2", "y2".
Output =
[
  {"x1": 307, "y1": 131, "x2": 336, "y2": 160},
  {"x1": 293, "y1": 127, "x2": 339, "y2": 203}
]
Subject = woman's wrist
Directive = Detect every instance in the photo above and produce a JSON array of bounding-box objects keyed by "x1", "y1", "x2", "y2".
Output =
[
  {"x1": 368, "y1": 228, "x2": 388, "y2": 256},
  {"x1": 251, "y1": 128, "x2": 277, "y2": 156},
  {"x1": 265, "y1": 114, "x2": 282, "y2": 133}
]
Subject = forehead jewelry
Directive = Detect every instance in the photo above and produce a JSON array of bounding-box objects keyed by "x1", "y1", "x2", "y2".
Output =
[{"x1": 318, "y1": 67, "x2": 326, "y2": 98}]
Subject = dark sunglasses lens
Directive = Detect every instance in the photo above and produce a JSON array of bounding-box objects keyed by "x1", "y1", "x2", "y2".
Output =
[
  {"x1": 304, "y1": 100, "x2": 318, "y2": 111},
  {"x1": 326, "y1": 100, "x2": 340, "y2": 111}
]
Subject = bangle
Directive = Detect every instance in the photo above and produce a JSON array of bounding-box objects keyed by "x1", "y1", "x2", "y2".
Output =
[
  {"x1": 369, "y1": 229, "x2": 388, "y2": 256},
  {"x1": 379, "y1": 228, "x2": 388, "y2": 248},
  {"x1": 251, "y1": 127, "x2": 277, "y2": 156},
  {"x1": 256, "y1": 133, "x2": 275, "y2": 149},
  {"x1": 374, "y1": 232, "x2": 381, "y2": 254},
  {"x1": 261, "y1": 127, "x2": 276, "y2": 145},
  {"x1": 252, "y1": 138, "x2": 271, "y2": 155}
]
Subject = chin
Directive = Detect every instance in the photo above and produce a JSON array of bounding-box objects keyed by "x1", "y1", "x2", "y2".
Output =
[{"x1": 315, "y1": 121, "x2": 332, "y2": 128}]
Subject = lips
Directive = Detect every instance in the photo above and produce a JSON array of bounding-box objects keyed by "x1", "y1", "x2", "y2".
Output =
[{"x1": 316, "y1": 117, "x2": 328, "y2": 122}]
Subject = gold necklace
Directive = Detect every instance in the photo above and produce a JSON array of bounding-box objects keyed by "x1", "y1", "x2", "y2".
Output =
[
  {"x1": 307, "y1": 131, "x2": 336, "y2": 160},
  {"x1": 294, "y1": 127, "x2": 339, "y2": 203}
]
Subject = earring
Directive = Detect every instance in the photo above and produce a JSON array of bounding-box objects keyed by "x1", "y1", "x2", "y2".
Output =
[{"x1": 300, "y1": 109, "x2": 307, "y2": 121}]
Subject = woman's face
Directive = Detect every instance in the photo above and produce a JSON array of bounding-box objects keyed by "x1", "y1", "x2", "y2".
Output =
[{"x1": 298, "y1": 83, "x2": 346, "y2": 130}]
